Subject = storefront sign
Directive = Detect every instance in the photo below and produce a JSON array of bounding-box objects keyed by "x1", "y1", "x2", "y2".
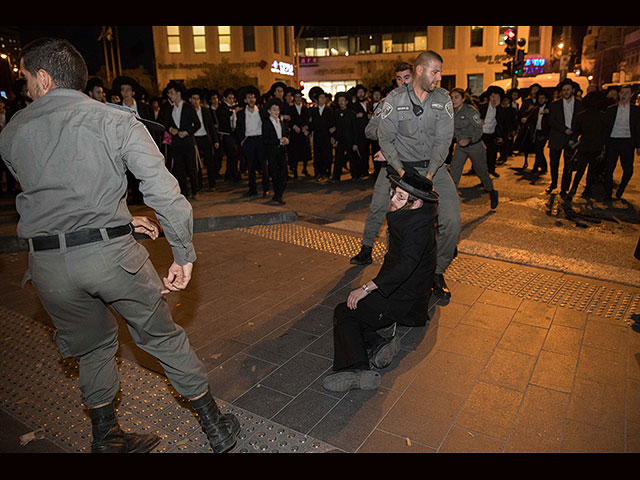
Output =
[{"x1": 271, "y1": 60, "x2": 295, "y2": 76}]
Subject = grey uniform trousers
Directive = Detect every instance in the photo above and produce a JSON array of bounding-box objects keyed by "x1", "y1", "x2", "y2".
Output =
[
  {"x1": 361, "y1": 164, "x2": 461, "y2": 276},
  {"x1": 449, "y1": 142, "x2": 494, "y2": 191},
  {"x1": 27, "y1": 233, "x2": 209, "y2": 408}
]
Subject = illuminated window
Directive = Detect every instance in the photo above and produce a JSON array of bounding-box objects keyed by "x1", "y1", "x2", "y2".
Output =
[
  {"x1": 167, "y1": 26, "x2": 181, "y2": 53},
  {"x1": 193, "y1": 26, "x2": 206, "y2": 53},
  {"x1": 218, "y1": 26, "x2": 231, "y2": 53},
  {"x1": 415, "y1": 35, "x2": 427, "y2": 51}
]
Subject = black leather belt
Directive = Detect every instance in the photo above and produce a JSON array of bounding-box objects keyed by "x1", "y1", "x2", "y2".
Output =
[
  {"x1": 402, "y1": 160, "x2": 430, "y2": 168},
  {"x1": 30, "y1": 224, "x2": 133, "y2": 251}
]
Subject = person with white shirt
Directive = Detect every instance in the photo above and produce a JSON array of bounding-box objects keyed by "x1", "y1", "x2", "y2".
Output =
[
  {"x1": 236, "y1": 86, "x2": 269, "y2": 197},
  {"x1": 546, "y1": 79, "x2": 583, "y2": 195},
  {"x1": 262, "y1": 98, "x2": 290, "y2": 204},
  {"x1": 603, "y1": 84, "x2": 640, "y2": 200},
  {"x1": 188, "y1": 88, "x2": 218, "y2": 192},
  {"x1": 478, "y1": 87, "x2": 505, "y2": 178},
  {"x1": 162, "y1": 81, "x2": 201, "y2": 200}
]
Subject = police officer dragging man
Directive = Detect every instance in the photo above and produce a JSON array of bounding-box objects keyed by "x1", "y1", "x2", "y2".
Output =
[
  {"x1": 351, "y1": 51, "x2": 461, "y2": 303},
  {"x1": 0, "y1": 38, "x2": 240, "y2": 453}
]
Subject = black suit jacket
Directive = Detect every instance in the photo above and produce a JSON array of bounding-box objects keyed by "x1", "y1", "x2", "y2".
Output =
[
  {"x1": 235, "y1": 106, "x2": 267, "y2": 142},
  {"x1": 604, "y1": 103, "x2": 640, "y2": 148},
  {"x1": 309, "y1": 105, "x2": 335, "y2": 141},
  {"x1": 548, "y1": 97, "x2": 583, "y2": 149},
  {"x1": 162, "y1": 101, "x2": 201, "y2": 147},
  {"x1": 195, "y1": 106, "x2": 218, "y2": 144}
]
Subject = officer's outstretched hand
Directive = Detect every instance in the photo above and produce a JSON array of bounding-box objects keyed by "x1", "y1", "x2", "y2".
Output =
[{"x1": 162, "y1": 262, "x2": 193, "y2": 294}]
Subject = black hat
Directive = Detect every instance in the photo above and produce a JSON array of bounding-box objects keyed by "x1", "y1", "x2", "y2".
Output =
[
  {"x1": 238, "y1": 85, "x2": 261, "y2": 100},
  {"x1": 335, "y1": 92, "x2": 350, "y2": 103},
  {"x1": 388, "y1": 170, "x2": 439, "y2": 203},
  {"x1": 309, "y1": 86, "x2": 325, "y2": 102},
  {"x1": 270, "y1": 81, "x2": 287, "y2": 93},
  {"x1": 355, "y1": 84, "x2": 367, "y2": 93},
  {"x1": 112, "y1": 76, "x2": 142, "y2": 97}
]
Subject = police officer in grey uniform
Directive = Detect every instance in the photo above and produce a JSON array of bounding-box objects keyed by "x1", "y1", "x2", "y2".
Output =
[
  {"x1": 352, "y1": 62, "x2": 413, "y2": 266},
  {"x1": 449, "y1": 87, "x2": 499, "y2": 209},
  {"x1": 0, "y1": 38, "x2": 239, "y2": 454},
  {"x1": 352, "y1": 51, "x2": 460, "y2": 301}
]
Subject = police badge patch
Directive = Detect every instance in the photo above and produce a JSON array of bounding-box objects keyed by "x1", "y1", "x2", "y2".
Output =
[
  {"x1": 445, "y1": 101, "x2": 454, "y2": 119},
  {"x1": 381, "y1": 102, "x2": 393, "y2": 119}
]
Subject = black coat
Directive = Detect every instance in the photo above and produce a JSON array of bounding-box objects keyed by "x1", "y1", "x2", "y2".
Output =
[
  {"x1": 333, "y1": 107, "x2": 357, "y2": 146},
  {"x1": 309, "y1": 105, "x2": 335, "y2": 141},
  {"x1": 368, "y1": 201, "x2": 438, "y2": 327},
  {"x1": 548, "y1": 97, "x2": 584, "y2": 150},
  {"x1": 604, "y1": 103, "x2": 640, "y2": 148},
  {"x1": 197, "y1": 106, "x2": 219, "y2": 144},
  {"x1": 235, "y1": 106, "x2": 267, "y2": 142},
  {"x1": 161, "y1": 101, "x2": 201, "y2": 147},
  {"x1": 572, "y1": 108, "x2": 607, "y2": 152}
]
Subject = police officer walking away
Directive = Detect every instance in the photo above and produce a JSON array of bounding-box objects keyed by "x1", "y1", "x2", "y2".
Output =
[
  {"x1": 352, "y1": 51, "x2": 460, "y2": 302},
  {"x1": 0, "y1": 38, "x2": 240, "y2": 453}
]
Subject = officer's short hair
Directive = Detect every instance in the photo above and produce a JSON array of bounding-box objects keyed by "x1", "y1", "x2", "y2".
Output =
[
  {"x1": 415, "y1": 51, "x2": 444, "y2": 68},
  {"x1": 21, "y1": 37, "x2": 88, "y2": 91}
]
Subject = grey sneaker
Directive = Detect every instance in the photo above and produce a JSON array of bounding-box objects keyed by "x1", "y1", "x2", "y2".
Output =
[
  {"x1": 322, "y1": 370, "x2": 381, "y2": 392},
  {"x1": 370, "y1": 333, "x2": 401, "y2": 369}
]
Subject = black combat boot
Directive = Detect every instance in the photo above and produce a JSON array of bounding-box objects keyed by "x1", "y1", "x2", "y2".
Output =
[
  {"x1": 490, "y1": 189, "x2": 499, "y2": 210},
  {"x1": 433, "y1": 273, "x2": 452, "y2": 300},
  {"x1": 190, "y1": 391, "x2": 241, "y2": 453},
  {"x1": 350, "y1": 245, "x2": 373, "y2": 265},
  {"x1": 88, "y1": 402, "x2": 160, "y2": 453}
]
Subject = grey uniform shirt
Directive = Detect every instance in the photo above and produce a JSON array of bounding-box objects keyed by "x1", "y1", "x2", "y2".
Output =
[
  {"x1": 453, "y1": 102, "x2": 483, "y2": 145},
  {"x1": 377, "y1": 82, "x2": 454, "y2": 177},
  {"x1": 0, "y1": 88, "x2": 196, "y2": 265}
]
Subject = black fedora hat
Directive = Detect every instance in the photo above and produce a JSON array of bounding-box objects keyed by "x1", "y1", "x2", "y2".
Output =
[{"x1": 388, "y1": 170, "x2": 439, "y2": 203}]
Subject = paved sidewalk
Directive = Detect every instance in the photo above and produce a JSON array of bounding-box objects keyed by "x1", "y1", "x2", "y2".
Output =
[{"x1": 0, "y1": 166, "x2": 639, "y2": 453}]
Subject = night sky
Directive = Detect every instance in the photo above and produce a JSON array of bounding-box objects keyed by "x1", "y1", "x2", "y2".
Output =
[{"x1": 18, "y1": 26, "x2": 155, "y2": 76}]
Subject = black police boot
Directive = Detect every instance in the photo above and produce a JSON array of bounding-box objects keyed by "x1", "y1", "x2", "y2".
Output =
[
  {"x1": 433, "y1": 273, "x2": 452, "y2": 300},
  {"x1": 190, "y1": 391, "x2": 241, "y2": 453},
  {"x1": 490, "y1": 189, "x2": 499, "y2": 210},
  {"x1": 88, "y1": 402, "x2": 160, "y2": 453},
  {"x1": 350, "y1": 245, "x2": 373, "y2": 265}
]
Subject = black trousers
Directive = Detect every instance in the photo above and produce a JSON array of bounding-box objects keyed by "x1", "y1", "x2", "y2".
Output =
[
  {"x1": 549, "y1": 142, "x2": 574, "y2": 191},
  {"x1": 604, "y1": 137, "x2": 635, "y2": 197},
  {"x1": 570, "y1": 149, "x2": 602, "y2": 194},
  {"x1": 333, "y1": 143, "x2": 355, "y2": 179},
  {"x1": 195, "y1": 135, "x2": 216, "y2": 189},
  {"x1": 242, "y1": 136, "x2": 269, "y2": 193},
  {"x1": 482, "y1": 133, "x2": 498, "y2": 173},
  {"x1": 532, "y1": 131, "x2": 548, "y2": 173},
  {"x1": 221, "y1": 133, "x2": 241, "y2": 182},
  {"x1": 171, "y1": 141, "x2": 199, "y2": 197},
  {"x1": 288, "y1": 132, "x2": 310, "y2": 176},
  {"x1": 313, "y1": 137, "x2": 333, "y2": 177},
  {"x1": 332, "y1": 296, "x2": 395, "y2": 372},
  {"x1": 267, "y1": 144, "x2": 288, "y2": 200}
]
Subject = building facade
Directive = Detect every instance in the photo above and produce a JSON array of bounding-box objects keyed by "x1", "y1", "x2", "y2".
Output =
[
  {"x1": 297, "y1": 25, "x2": 556, "y2": 98},
  {"x1": 152, "y1": 26, "x2": 297, "y2": 94}
]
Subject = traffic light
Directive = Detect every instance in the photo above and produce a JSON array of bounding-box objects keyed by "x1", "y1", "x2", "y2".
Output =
[
  {"x1": 504, "y1": 28, "x2": 517, "y2": 56},
  {"x1": 514, "y1": 49, "x2": 525, "y2": 76},
  {"x1": 503, "y1": 60, "x2": 513, "y2": 77}
]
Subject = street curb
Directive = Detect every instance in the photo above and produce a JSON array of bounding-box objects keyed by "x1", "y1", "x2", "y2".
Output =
[{"x1": 0, "y1": 211, "x2": 299, "y2": 254}]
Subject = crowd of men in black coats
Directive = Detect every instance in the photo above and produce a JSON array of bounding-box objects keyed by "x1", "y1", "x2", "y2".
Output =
[
  {"x1": 2, "y1": 73, "x2": 638, "y2": 208},
  {"x1": 78, "y1": 76, "x2": 386, "y2": 206},
  {"x1": 461, "y1": 79, "x2": 640, "y2": 204}
]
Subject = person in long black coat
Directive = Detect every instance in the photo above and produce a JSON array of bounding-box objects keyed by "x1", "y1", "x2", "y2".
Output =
[{"x1": 323, "y1": 169, "x2": 439, "y2": 393}]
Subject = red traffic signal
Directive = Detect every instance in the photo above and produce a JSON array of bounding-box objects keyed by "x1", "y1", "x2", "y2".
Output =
[{"x1": 505, "y1": 28, "x2": 516, "y2": 41}]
